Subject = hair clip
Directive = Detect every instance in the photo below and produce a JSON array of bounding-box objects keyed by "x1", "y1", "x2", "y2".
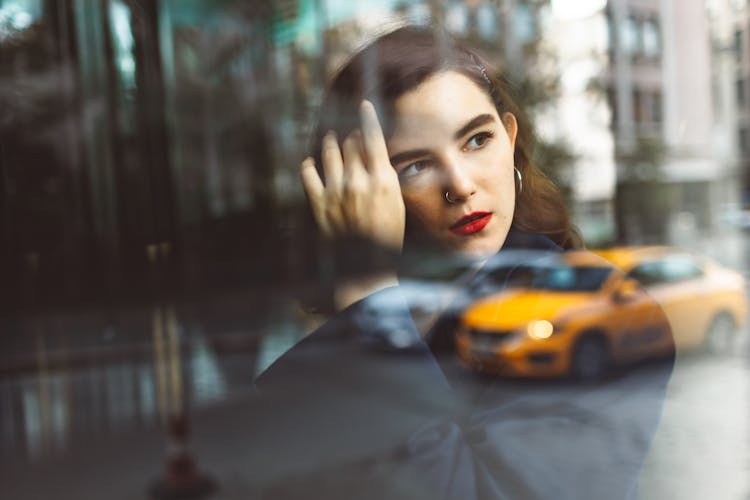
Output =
[
  {"x1": 468, "y1": 54, "x2": 489, "y2": 85},
  {"x1": 470, "y1": 53, "x2": 498, "y2": 101}
]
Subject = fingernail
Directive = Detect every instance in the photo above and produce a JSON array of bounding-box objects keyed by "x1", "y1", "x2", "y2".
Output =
[{"x1": 324, "y1": 130, "x2": 337, "y2": 142}]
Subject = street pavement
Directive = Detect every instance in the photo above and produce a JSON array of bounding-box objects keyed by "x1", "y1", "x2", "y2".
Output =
[{"x1": 638, "y1": 346, "x2": 750, "y2": 500}]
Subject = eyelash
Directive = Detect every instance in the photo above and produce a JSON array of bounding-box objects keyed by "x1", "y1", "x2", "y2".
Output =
[
  {"x1": 398, "y1": 160, "x2": 432, "y2": 180},
  {"x1": 463, "y1": 131, "x2": 494, "y2": 151},
  {"x1": 397, "y1": 130, "x2": 495, "y2": 180}
]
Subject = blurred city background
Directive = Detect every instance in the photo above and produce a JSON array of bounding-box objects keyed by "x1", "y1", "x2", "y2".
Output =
[{"x1": 1, "y1": 0, "x2": 749, "y2": 498}]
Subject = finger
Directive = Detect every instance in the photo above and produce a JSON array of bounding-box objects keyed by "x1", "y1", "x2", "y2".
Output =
[
  {"x1": 359, "y1": 100, "x2": 391, "y2": 173},
  {"x1": 321, "y1": 131, "x2": 344, "y2": 193},
  {"x1": 300, "y1": 156, "x2": 331, "y2": 233},
  {"x1": 301, "y1": 158, "x2": 333, "y2": 235},
  {"x1": 341, "y1": 130, "x2": 367, "y2": 181},
  {"x1": 300, "y1": 156, "x2": 325, "y2": 201}
]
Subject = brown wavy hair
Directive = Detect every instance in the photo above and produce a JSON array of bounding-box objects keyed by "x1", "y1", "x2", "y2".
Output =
[{"x1": 311, "y1": 25, "x2": 581, "y2": 250}]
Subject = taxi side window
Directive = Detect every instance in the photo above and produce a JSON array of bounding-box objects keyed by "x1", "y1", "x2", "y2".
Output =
[
  {"x1": 627, "y1": 262, "x2": 664, "y2": 286},
  {"x1": 628, "y1": 256, "x2": 704, "y2": 287},
  {"x1": 659, "y1": 255, "x2": 704, "y2": 283}
]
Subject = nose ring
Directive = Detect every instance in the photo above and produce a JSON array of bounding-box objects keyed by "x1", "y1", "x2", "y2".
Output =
[{"x1": 445, "y1": 191, "x2": 457, "y2": 204}]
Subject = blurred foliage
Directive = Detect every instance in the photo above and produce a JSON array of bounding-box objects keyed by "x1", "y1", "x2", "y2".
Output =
[
  {"x1": 533, "y1": 139, "x2": 576, "y2": 199},
  {"x1": 514, "y1": 71, "x2": 562, "y2": 111},
  {"x1": 614, "y1": 136, "x2": 669, "y2": 243},
  {"x1": 515, "y1": 71, "x2": 577, "y2": 197},
  {"x1": 615, "y1": 135, "x2": 667, "y2": 181},
  {"x1": 502, "y1": 49, "x2": 577, "y2": 200}
]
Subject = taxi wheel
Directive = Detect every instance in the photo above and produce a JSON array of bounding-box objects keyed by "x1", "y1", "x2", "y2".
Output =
[
  {"x1": 705, "y1": 313, "x2": 736, "y2": 355},
  {"x1": 571, "y1": 335, "x2": 610, "y2": 382}
]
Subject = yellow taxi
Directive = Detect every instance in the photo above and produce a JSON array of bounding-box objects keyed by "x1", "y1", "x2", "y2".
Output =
[
  {"x1": 594, "y1": 247, "x2": 747, "y2": 353},
  {"x1": 456, "y1": 250, "x2": 675, "y2": 379},
  {"x1": 456, "y1": 247, "x2": 746, "y2": 379}
]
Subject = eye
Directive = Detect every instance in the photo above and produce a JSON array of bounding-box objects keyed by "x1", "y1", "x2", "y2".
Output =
[
  {"x1": 398, "y1": 159, "x2": 432, "y2": 179},
  {"x1": 463, "y1": 131, "x2": 494, "y2": 151}
]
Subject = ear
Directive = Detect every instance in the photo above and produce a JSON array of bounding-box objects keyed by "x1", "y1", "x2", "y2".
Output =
[{"x1": 501, "y1": 112, "x2": 518, "y2": 151}]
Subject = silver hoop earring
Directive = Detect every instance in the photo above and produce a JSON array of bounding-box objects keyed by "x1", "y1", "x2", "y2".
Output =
[
  {"x1": 445, "y1": 191, "x2": 457, "y2": 204},
  {"x1": 514, "y1": 167, "x2": 523, "y2": 194}
]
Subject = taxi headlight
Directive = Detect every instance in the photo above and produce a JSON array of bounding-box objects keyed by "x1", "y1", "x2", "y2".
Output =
[{"x1": 527, "y1": 320, "x2": 556, "y2": 340}]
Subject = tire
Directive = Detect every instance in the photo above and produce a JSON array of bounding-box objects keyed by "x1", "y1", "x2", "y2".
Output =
[
  {"x1": 704, "y1": 313, "x2": 737, "y2": 355},
  {"x1": 571, "y1": 335, "x2": 610, "y2": 382}
]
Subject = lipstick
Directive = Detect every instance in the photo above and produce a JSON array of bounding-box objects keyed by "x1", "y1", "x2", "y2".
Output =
[{"x1": 450, "y1": 212, "x2": 492, "y2": 236}]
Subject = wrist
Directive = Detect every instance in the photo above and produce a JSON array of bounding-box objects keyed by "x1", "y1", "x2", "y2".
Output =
[
  {"x1": 334, "y1": 272, "x2": 399, "y2": 312},
  {"x1": 333, "y1": 235, "x2": 400, "y2": 276}
]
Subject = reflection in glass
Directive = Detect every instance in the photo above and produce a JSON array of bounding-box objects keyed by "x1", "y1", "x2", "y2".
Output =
[
  {"x1": 0, "y1": 304, "x2": 269, "y2": 462},
  {"x1": 109, "y1": 0, "x2": 136, "y2": 91}
]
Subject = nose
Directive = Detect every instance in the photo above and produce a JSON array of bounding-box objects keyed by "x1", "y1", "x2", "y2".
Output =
[{"x1": 441, "y1": 159, "x2": 476, "y2": 203}]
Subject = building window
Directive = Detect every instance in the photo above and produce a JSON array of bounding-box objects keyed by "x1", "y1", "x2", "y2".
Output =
[
  {"x1": 651, "y1": 91, "x2": 662, "y2": 124},
  {"x1": 476, "y1": 4, "x2": 497, "y2": 39},
  {"x1": 633, "y1": 87, "x2": 644, "y2": 123},
  {"x1": 737, "y1": 78, "x2": 746, "y2": 106},
  {"x1": 514, "y1": 2, "x2": 535, "y2": 44},
  {"x1": 446, "y1": 3, "x2": 468, "y2": 34},
  {"x1": 735, "y1": 29, "x2": 743, "y2": 63},
  {"x1": 739, "y1": 126, "x2": 749, "y2": 153},
  {"x1": 620, "y1": 12, "x2": 661, "y2": 62},
  {"x1": 631, "y1": 88, "x2": 661, "y2": 132},
  {"x1": 411, "y1": 3, "x2": 431, "y2": 26},
  {"x1": 622, "y1": 16, "x2": 639, "y2": 55},
  {"x1": 641, "y1": 18, "x2": 660, "y2": 58},
  {"x1": 607, "y1": 86, "x2": 618, "y2": 130}
]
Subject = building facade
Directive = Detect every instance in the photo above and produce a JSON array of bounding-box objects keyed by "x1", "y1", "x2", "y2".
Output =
[
  {"x1": 605, "y1": 0, "x2": 743, "y2": 260},
  {"x1": 708, "y1": 0, "x2": 750, "y2": 205}
]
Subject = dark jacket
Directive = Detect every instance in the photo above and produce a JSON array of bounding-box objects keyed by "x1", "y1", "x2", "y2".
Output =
[{"x1": 249, "y1": 229, "x2": 674, "y2": 499}]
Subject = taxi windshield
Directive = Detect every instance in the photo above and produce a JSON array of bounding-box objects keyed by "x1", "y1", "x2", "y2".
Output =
[{"x1": 529, "y1": 266, "x2": 612, "y2": 292}]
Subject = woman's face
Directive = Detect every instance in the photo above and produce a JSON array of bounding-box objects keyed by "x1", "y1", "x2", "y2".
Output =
[{"x1": 386, "y1": 71, "x2": 518, "y2": 258}]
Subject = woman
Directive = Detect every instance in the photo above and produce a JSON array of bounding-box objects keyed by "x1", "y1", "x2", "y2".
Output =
[
  {"x1": 300, "y1": 26, "x2": 579, "y2": 314},
  {"x1": 250, "y1": 26, "x2": 672, "y2": 500}
]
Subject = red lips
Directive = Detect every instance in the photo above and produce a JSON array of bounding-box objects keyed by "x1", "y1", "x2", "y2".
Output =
[{"x1": 450, "y1": 212, "x2": 493, "y2": 236}]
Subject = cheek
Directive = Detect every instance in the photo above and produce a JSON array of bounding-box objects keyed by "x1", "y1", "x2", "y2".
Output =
[
  {"x1": 485, "y1": 154, "x2": 515, "y2": 190},
  {"x1": 401, "y1": 189, "x2": 442, "y2": 231},
  {"x1": 496, "y1": 176, "x2": 516, "y2": 215},
  {"x1": 495, "y1": 168, "x2": 515, "y2": 196}
]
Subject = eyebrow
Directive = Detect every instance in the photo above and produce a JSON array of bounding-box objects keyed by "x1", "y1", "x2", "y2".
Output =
[
  {"x1": 388, "y1": 113, "x2": 497, "y2": 166},
  {"x1": 453, "y1": 113, "x2": 496, "y2": 140},
  {"x1": 389, "y1": 149, "x2": 431, "y2": 167}
]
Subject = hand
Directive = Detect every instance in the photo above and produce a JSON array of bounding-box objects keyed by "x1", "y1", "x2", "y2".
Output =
[{"x1": 300, "y1": 100, "x2": 406, "y2": 253}]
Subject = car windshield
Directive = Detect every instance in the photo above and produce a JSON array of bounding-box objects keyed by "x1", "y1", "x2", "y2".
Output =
[{"x1": 528, "y1": 266, "x2": 612, "y2": 292}]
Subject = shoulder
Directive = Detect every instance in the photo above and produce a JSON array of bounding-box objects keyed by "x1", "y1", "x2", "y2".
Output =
[
  {"x1": 255, "y1": 286, "x2": 423, "y2": 392},
  {"x1": 503, "y1": 226, "x2": 565, "y2": 252}
]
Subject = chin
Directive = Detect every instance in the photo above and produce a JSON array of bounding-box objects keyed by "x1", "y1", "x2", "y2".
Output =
[
  {"x1": 450, "y1": 237, "x2": 505, "y2": 259},
  {"x1": 405, "y1": 228, "x2": 507, "y2": 258}
]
